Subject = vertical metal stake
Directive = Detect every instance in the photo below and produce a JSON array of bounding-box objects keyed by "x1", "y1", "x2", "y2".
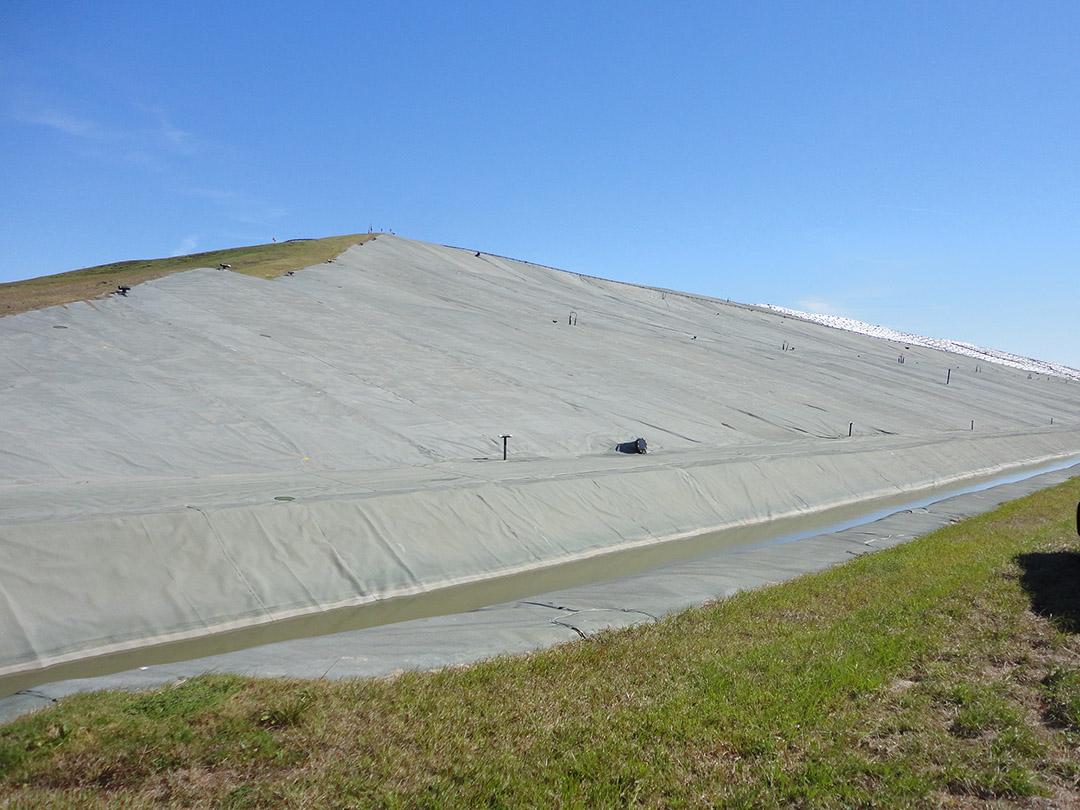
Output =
[
  {"x1": 848, "y1": 422, "x2": 853, "y2": 437},
  {"x1": 500, "y1": 434, "x2": 512, "y2": 461},
  {"x1": 946, "y1": 369, "x2": 951, "y2": 385}
]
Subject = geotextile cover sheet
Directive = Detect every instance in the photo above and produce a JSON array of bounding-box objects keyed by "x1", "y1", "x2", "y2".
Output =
[{"x1": 2, "y1": 235, "x2": 1079, "y2": 682}]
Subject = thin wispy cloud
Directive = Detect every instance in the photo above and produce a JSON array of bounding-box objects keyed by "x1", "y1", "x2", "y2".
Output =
[
  {"x1": 795, "y1": 297, "x2": 849, "y2": 317},
  {"x1": 141, "y1": 105, "x2": 198, "y2": 156},
  {"x1": 832, "y1": 252, "x2": 913, "y2": 271},
  {"x1": 8, "y1": 91, "x2": 286, "y2": 249},
  {"x1": 14, "y1": 94, "x2": 290, "y2": 233},
  {"x1": 876, "y1": 204, "x2": 956, "y2": 217},
  {"x1": 185, "y1": 187, "x2": 289, "y2": 227},
  {"x1": 13, "y1": 107, "x2": 108, "y2": 139},
  {"x1": 170, "y1": 235, "x2": 199, "y2": 257},
  {"x1": 790, "y1": 280, "x2": 898, "y2": 319},
  {"x1": 9, "y1": 96, "x2": 201, "y2": 165}
]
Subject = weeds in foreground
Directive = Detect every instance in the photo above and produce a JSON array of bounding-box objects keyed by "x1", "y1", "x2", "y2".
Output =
[{"x1": 1, "y1": 479, "x2": 1079, "y2": 808}]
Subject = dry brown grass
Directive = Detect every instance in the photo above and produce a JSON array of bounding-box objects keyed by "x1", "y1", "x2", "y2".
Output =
[{"x1": 0, "y1": 233, "x2": 376, "y2": 317}]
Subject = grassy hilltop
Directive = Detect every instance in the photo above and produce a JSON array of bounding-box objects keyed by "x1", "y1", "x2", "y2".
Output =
[{"x1": 0, "y1": 233, "x2": 376, "y2": 317}]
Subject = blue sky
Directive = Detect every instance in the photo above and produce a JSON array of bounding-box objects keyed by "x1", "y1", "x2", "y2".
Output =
[{"x1": 3, "y1": 2, "x2": 1079, "y2": 369}]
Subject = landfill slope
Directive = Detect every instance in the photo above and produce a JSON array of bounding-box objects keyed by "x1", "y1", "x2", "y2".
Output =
[{"x1": 2, "y1": 235, "x2": 1079, "y2": 686}]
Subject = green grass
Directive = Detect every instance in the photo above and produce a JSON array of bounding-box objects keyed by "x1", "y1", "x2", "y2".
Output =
[
  {"x1": 1043, "y1": 667, "x2": 1080, "y2": 731},
  {"x1": 2, "y1": 478, "x2": 1079, "y2": 808},
  {"x1": 0, "y1": 233, "x2": 376, "y2": 317}
]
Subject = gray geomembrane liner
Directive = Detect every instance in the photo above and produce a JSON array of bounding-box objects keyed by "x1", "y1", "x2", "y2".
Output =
[
  {"x1": 2, "y1": 235, "x2": 1079, "y2": 721},
  {"x1": 2, "y1": 463, "x2": 1077, "y2": 725}
]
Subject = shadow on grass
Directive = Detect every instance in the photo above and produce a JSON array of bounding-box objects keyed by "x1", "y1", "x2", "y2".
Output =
[{"x1": 1017, "y1": 550, "x2": 1080, "y2": 634}]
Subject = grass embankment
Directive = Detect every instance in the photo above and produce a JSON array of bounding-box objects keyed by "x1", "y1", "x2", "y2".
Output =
[
  {"x1": 2, "y1": 481, "x2": 1079, "y2": 808},
  {"x1": 0, "y1": 233, "x2": 376, "y2": 317}
]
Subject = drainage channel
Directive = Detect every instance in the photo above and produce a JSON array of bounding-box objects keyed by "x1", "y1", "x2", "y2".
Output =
[
  {"x1": 3, "y1": 455, "x2": 1078, "y2": 702},
  {"x1": 747, "y1": 454, "x2": 1080, "y2": 552}
]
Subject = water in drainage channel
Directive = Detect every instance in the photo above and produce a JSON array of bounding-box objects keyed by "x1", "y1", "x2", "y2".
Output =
[
  {"x1": 4, "y1": 455, "x2": 1078, "y2": 701},
  {"x1": 746, "y1": 454, "x2": 1080, "y2": 552}
]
